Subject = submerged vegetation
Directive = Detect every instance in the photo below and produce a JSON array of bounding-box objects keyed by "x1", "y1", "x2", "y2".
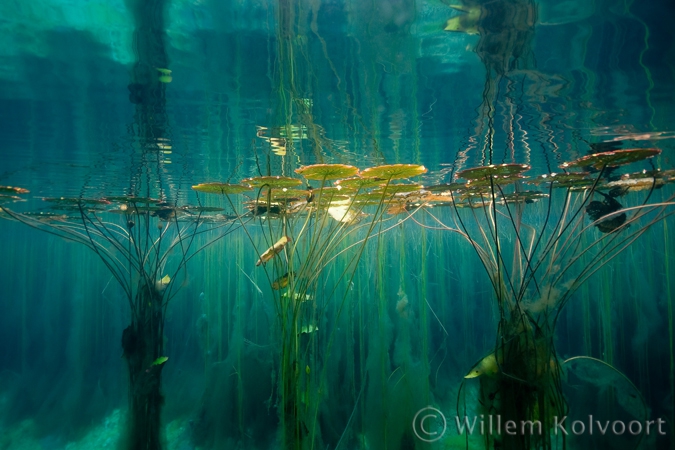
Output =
[
  {"x1": 1, "y1": 0, "x2": 675, "y2": 449},
  {"x1": 414, "y1": 149, "x2": 675, "y2": 449},
  {"x1": 1, "y1": 197, "x2": 242, "y2": 449},
  {"x1": 2, "y1": 147, "x2": 674, "y2": 449}
]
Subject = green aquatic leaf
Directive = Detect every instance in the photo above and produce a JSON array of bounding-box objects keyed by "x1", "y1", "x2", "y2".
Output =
[{"x1": 151, "y1": 356, "x2": 169, "y2": 366}]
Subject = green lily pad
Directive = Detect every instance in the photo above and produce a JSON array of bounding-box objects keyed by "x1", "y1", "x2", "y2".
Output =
[
  {"x1": 560, "y1": 148, "x2": 661, "y2": 170},
  {"x1": 372, "y1": 183, "x2": 423, "y2": 194},
  {"x1": 241, "y1": 176, "x2": 303, "y2": 189},
  {"x1": 424, "y1": 182, "x2": 466, "y2": 193},
  {"x1": 295, "y1": 164, "x2": 359, "y2": 181},
  {"x1": 465, "y1": 174, "x2": 528, "y2": 188},
  {"x1": 526, "y1": 172, "x2": 592, "y2": 187},
  {"x1": 258, "y1": 188, "x2": 309, "y2": 201},
  {"x1": 455, "y1": 163, "x2": 530, "y2": 181},
  {"x1": 360, "y1": 164, "x2": 427, "y2": 180},
  {"x1": 42, "y1": 197, "x2": 111, "y2": 206},
  {"x1": 334, "y1": 177, "x2": 385, "y2": 190},
  {"x1": 192, "y1": 183, "x2": 252, "y2": 195},
  {"x1": 497, "y1": 191, "x2": 549, "y2": 204},
  {"x1": 183, "y1": 206, "x2": 226, "y2": 213},
  {"x1": 104, "y1": 196, "x2": 163, "y2": 204}
]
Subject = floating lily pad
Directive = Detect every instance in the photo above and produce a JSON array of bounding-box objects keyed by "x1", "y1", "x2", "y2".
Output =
[
  {"x1": 241, "y1": 176, "x2": 303, "y2": 189},
  {"x1": 456, "y1": 163, "x2": 530, "y2": 181},
  {"x1": 42, "y1": 197, "x2": 111, "y2": 206},
  {"x1": 372, "y1": 183, "x2": 423, "y2": 194},
  {"x1": 360, "y1": 164, "x2": 427, "y2": 180},
  {"x1": 183, "y1": 206, "x2": 225, "y2": 213},
  {"x1": 104, "y1": 196, "x2": 163, "y2": 204},
  {"x1": 422, "y1": 193, "x2": 456, "y2": 203},
  {"x1": 0, "y1": 186, "x2": 29, "y2": 194},
  {"x1": 258, "y1": 188, "x2": 309, "y2": 201},
  {"x1": 465, "y1": 174, "x2": 528, "y2": 188},
  {"x1": 192, "y1": 183, "x2": 252, "y2": 195},
  {"x1": 0, "y1": 194, "x2": 24, "y2": 204},
  {"x1": 352, "y1": 192, "x2": 397, "y2": 205},
  {"x1": 604, "y1": 176, "x2": 664, "y2": 192},
  {"x1": 424, "y1": 182, "x2": 466, "y2": 193},
  {"x1": 335, "y1": 177, "x2": 386, "y2": 190},
  {"x1": 526, "y1": 172, "x2": 593, "y2": 187},
  {"x1": 295, "y1": 164, "x2": 359, "y2": 180},
  {"x1": 313, "y1": 187, "x2": 350, "y2": 199},
  {"x1": 497, "y1": 191, "x2": 549, "y2": 204},
  {"x1": 560, "y1": 148, "x2": 661, "y2": 170},
  {"x1": 386, "y1": 202, "x2": 410, "y2": 215},
  {"x1": 23, "y1": 211, "x2": 70, "y2": 221}
]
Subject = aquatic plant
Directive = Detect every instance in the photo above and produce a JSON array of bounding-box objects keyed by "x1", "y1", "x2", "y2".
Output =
[
  {"x1": 193, "y1": 163, "x2": 428, "y2": 449},
  {"x1": 0, "y1": 197, "x2": 242, "y2": 449},
  {"x1": 413, "y1": 149, "x2": 675, "y2": 449}
]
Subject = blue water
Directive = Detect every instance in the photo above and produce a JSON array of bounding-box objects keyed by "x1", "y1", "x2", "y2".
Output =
[{"x1": 1, "y1": 1, "x2": 674, "y2": 449}]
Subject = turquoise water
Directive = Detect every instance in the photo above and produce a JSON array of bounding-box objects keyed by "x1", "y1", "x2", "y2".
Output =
[{"x1": 1, "y1": 0, "x2": 674, "y2": 449}]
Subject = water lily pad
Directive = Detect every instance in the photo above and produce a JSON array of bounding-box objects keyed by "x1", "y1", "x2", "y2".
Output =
[
  {"x1": 42, "y1": 197, "x2": 111, "y2": 206},
  {"x1": 424, "y1": 182, "x2": 466, "y2": 193},
  {"x1": 192, "y1": 183, "x2": 252, "y2": 195},
  {"x1": 0, "y1": 186, "x2": 29, "y2": 194},
  {"x1": 465, "y1": 174, "x2": 528, "y2": 188},
  {"x1": 0, "y1": 194, "x2": 24, "y2": 204},
  {"x1": 23, "y1": 211, "x2": 70, "y2": 222},
  {"x1": 360, "y1": 164, "x2": 427, "y2": 180},
  {"x1": 456, "y1": 163, "x2": 530, "y2": 181},
  {"x1": 560, "y1": 148, "x2": 661, "y2": 170},
  {"x1": 183, "y1": 206, "x2": 226, "y2": 213},
  {"x1": 104, "y1": 196, "x2": 163, "y2": 204},
  {"x1": 258, "y1": 188, "x2": 309, "y2": 201},
  {"x1": 295, "y1": 164, "x2": 359, "y2": 180},
  {"x1": 604, "y1": 176, "x2": 665, "y2": 192},
  {"x1": 352, "y1": 192, "x2": 397, "y2": 205},
  {"x1": 372, "y1": 183, "x2": 423, "y2": 194},
  {"x1": 241, "y1": 176, "x2": 303, "y2": 189},
  {"x1": 335, "y1": 177, "x2": 386, "y2": 190},
  {"x1": 526, "y1": 172, "x2": 592, "y2": 187},
  {"x1": 497, "y1": 191, "x2": 549, "y2": 204}
]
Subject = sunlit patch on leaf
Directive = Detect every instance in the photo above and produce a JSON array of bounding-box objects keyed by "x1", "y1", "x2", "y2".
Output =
[{"x1": 295, "y1": 164, "x2": 359, "y2": 181}]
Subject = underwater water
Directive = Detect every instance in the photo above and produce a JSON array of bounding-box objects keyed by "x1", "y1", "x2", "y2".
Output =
[{"x1": 1, "y1": 0, "x2": 675, "y2": 449}]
